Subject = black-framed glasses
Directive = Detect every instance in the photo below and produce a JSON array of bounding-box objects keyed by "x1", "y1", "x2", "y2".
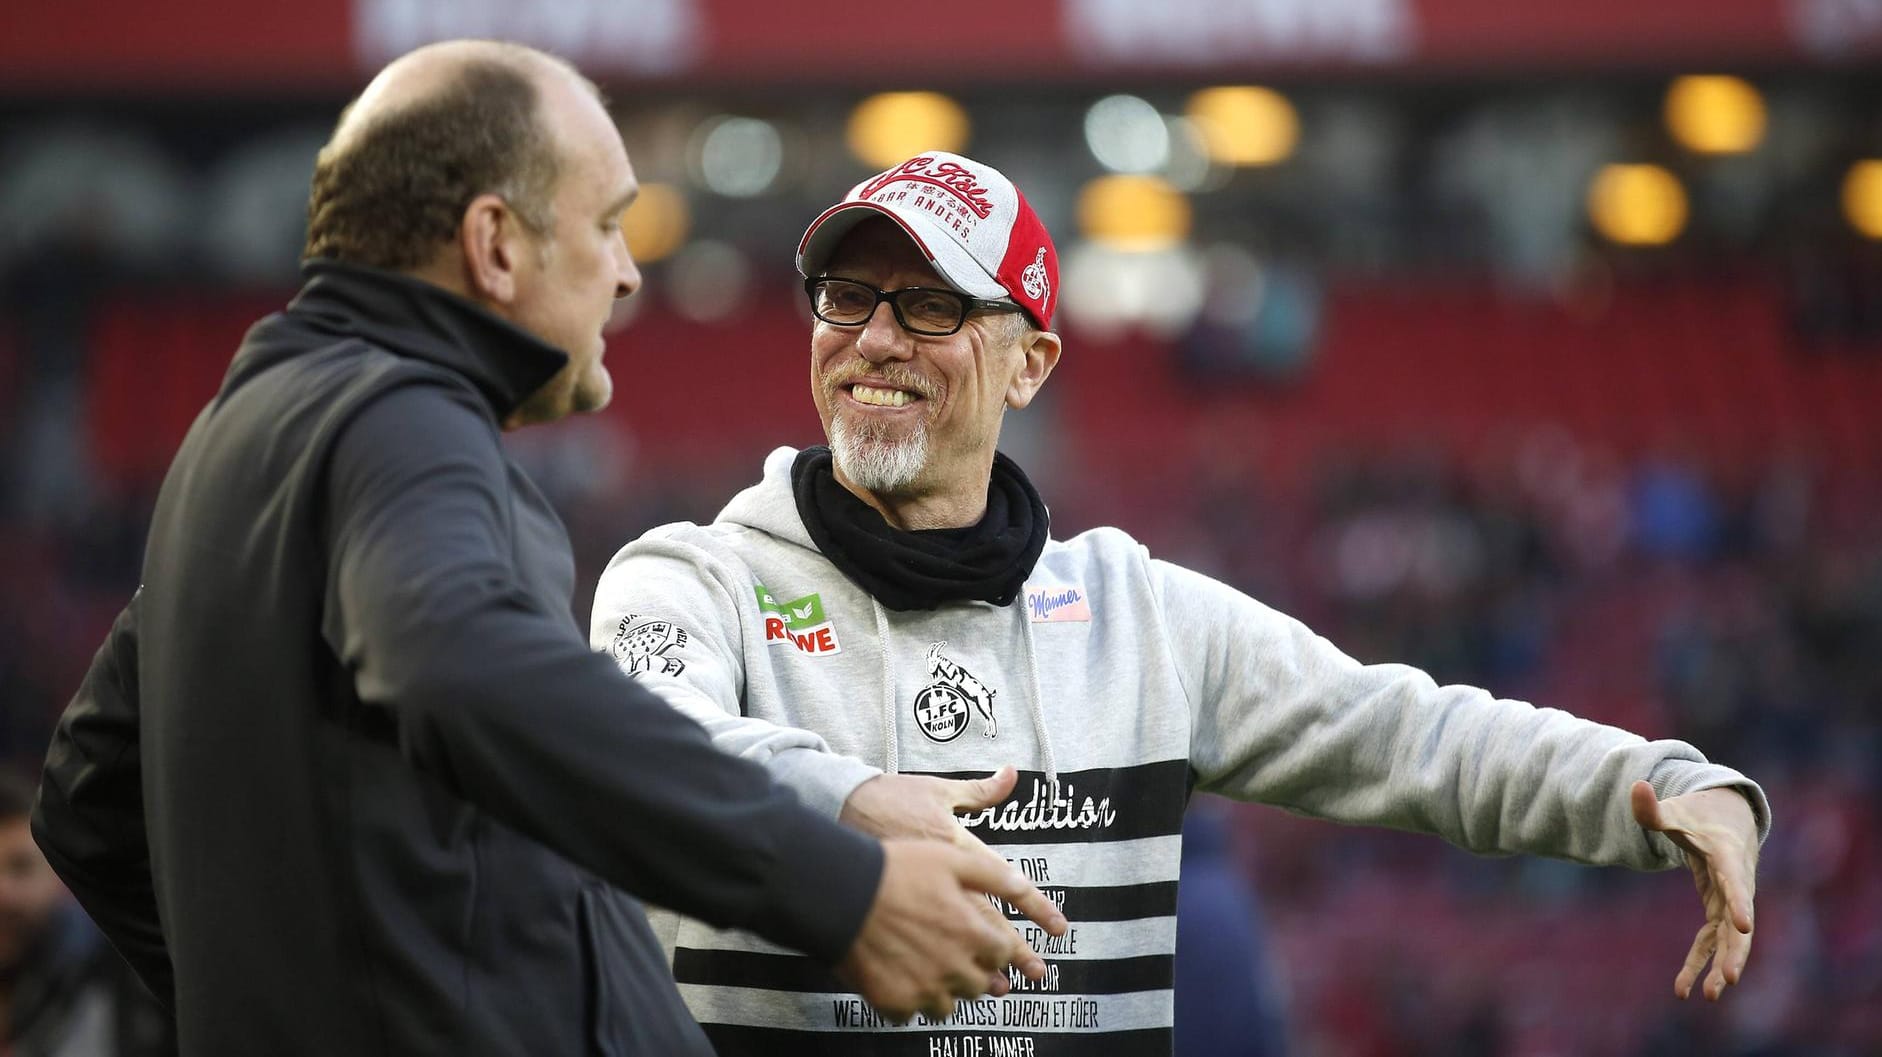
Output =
[{"x1": 805, "y1": 277, "x2": 1022, "y2": 337}]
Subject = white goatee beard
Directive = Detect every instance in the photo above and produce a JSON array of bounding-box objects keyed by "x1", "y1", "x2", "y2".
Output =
[{"x1": 829, "y1": 415, "x2": 928, "y2": 494}]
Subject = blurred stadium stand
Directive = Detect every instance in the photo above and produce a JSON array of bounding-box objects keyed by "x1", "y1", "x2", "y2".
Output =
[{"x1": 4, "y1": 2, "x2": 1881, "y2": 1054}]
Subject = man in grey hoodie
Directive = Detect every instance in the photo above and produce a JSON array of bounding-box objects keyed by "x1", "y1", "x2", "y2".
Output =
[{"x1": 591, "y1": 151, "x2": 1767, "y2": 1057}]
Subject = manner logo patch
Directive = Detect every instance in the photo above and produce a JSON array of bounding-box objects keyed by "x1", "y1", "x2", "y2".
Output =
[
  {"x1": 755, "y1": 584, "x2": 842, "y2": 656},
  {"x1": 1025, "y1": 584, "x2": 1091, "y2": 623}
]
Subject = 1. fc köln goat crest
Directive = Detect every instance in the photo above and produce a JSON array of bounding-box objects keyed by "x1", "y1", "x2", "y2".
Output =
[
  {"x1": 609, "y1": 615, "x2": 689, "y2": 677},
  {"x1": 913, "y1": 641, "x2": 998, "y2": 743}
]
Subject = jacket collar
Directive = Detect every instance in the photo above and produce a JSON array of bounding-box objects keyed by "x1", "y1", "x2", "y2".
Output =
[{"x1": 288, "y1": 258, "x2": 569, "y2": 419}]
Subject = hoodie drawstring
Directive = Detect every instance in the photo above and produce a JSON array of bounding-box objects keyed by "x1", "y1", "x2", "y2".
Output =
[
  {"x1": 872, "y1": 599, "x2": 900, "y2": 775},
  {"x1": 1018, "y1": 606, "x2": 1058, "y2": 786}
]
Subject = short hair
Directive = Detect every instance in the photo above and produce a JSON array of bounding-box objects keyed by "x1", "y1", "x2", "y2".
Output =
[
  {"x1": 303, "y1": 56, "x2": 568, "y2": 270},
  {"x1": 1003, "y1": 313, "x2": 1035, "y2": 344},
  {"x1": 0, "y1": 766, "x2": 36, "y2": 822}
]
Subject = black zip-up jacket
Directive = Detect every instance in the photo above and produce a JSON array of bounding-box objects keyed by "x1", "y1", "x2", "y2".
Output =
[{"x1": 31, "y1": 260, "x2": 883, "y2": 1055}]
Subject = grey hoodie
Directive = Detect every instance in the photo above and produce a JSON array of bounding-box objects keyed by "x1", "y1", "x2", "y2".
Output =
[{"x1": 591, "y1": 446, "x2": 1769, "y2": 1057}]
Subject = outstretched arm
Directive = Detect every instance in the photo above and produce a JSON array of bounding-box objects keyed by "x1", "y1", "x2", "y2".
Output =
[
  {"x1": 1155, "y1": 556, "x2": 1770, "y2": 867},
  {"x1": 1154, "y1": 555, "x2": 1770, "y2": 998}
]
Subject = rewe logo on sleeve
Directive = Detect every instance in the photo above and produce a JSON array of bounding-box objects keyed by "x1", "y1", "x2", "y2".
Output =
[{"x1": 755, "y1": 585, "x2": 842, "y2": 656}]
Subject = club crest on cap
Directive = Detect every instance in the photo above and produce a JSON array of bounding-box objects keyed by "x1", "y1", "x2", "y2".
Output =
[{"x1": 1021, "y1": 247, "x2": 1050, "y2": 302}]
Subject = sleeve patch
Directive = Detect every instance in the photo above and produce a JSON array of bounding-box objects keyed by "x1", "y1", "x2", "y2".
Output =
[{"x1": 609, "y1": 614, "x2": 690, "y2": 677}]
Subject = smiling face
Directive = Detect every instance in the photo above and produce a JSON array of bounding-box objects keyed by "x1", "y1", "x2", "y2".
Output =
[
  {"x1": 502, "y1": 68, "x2": 641, "y2": 425},
  {"x1": 810, "y1": 218, "x2": 1060, "y2": 525}
]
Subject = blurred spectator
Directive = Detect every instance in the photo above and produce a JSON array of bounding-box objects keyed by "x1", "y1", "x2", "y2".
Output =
[
  {"x1": 1630, "y1": 454, "x2": 1723, "y2": 563},
  {"x1": 1174, "y1": 801, "x2": 1290, "y2": 1057},
  {"x1": 0, "y1": 768, "x2": 171, "y2": 1057}
]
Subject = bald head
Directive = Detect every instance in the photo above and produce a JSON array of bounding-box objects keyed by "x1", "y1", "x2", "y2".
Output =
[
  {"x1": 333, "y1": 41, "x2": 580, "y2": 154},
  {"x1": 303, "y1": 40, "x2": 601, "y2": 271}
]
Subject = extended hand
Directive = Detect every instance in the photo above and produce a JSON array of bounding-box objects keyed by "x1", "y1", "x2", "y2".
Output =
[
  {"x1": 840, "y1": 768, "x2": 1055, "y2": 1005},
  {"x1": 839, "y1": 840, "x2": 1069, "y2": 1023},
  {"x1": 1630, "y1": 781, "x2": 1760, "y2": 1001},
  {"x1": 841, "y1": 766, "x2": 1022, "y2": 847}
]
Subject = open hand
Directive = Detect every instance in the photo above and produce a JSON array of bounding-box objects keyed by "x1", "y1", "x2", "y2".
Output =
[
  {"x1": 1630, "y1": 781, "x2": 1760, "y2": 1001},
  {"x1": 841, "y1": 765, "x2": 1022, "y2": 848},
  {"x1": 840, "y1": 768, "x2": 1053, "y2": 998},
  {"x1": 839, "y1": 839, "x2": 1068, "y2": 1022}
]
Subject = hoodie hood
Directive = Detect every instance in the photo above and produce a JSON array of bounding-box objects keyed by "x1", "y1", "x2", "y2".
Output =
[{"x1": 715, "y1": 446, "x2": 818, "y2": 548}]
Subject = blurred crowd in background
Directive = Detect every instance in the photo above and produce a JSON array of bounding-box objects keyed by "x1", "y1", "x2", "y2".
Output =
[{"x1": 4, "y1": 2, "x2": 1882, "y2": 1054}]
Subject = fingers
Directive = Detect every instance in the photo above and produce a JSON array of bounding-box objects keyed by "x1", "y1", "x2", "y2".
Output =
[
  {"x1": 1712, "y1": 855, "x2": 1757, "y2": 935},
  {"x1": 1709, "y1": 907, "x2": 1754, "y2": 1000},
  {"x1": 1705, "y1": 837, "x2": 1758, "y2": 935},
  {"x1": 850, "y1": 841, "x2": 1042, "y2": 1026},
  {"x1": 1676, "y1": 871, "x2": 1756, "y2": 1001},
  {"x1": 945, "y1": 816, "x2": 992, "y2": 854},
  {"x1": 948, "y1": 847, "x2": 1068, "y2": 936},
  {"x1": 948, "y1": 765, "x2": 1019, "y2": 812},
  {"x1": 1003, "y1": 880, "x2": 1068, "y2": 937},
  {"x1": 1702, "y1": 856, "x2": 1756, "y2": 998},
  {"x1": 920, "y1": 994, "x2": 958, "y2": 1023},
  {"x1": 978, "y1": 894, "x2": 1047, "y2": 981},
  {"x1": 1683, "y1": 815, "x2": 1756, "y2": 937},
  {"x1": 898, "y1": 943, "x2": 1001, "y2": 1025},
  {"x1": 1674, "y1": 919, "x2": 1716, "y2": 1000},
  {"x1": 1723, "y1": 908, "x2": 1754, "y2": 987},
  {"x1": 943, "y1": 907, "x2": 1024, "y2": 1024}
]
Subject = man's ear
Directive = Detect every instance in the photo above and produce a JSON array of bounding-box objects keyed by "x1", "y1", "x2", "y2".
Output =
[
  {"x1": 1007, "y1": 328, "x2": 1062, "y2": 410},
  {"x1": 459, "y1": 193, "x2": 531, "y2": 305}
]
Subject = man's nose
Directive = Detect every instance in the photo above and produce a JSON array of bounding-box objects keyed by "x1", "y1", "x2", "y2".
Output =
[
  {"x1": 854, "y1": 300, "x2": 912, "y2": 362},
  {"x1": 613, "y1": 231, "x2": 641, "y2": 299}
]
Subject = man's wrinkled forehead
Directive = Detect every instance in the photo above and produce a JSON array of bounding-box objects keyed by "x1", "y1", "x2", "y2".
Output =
[{"x1": 824, "y1": 217, "x2": 949, "y2": 289}]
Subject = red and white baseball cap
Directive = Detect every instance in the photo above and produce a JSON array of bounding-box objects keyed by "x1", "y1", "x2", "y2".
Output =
[{"x1": 796, "y1": 151, "x2": 1059, "y2": 329}]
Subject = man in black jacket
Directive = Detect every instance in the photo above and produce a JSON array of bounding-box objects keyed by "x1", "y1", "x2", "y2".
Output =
[{"x1": 30, "y1": 40, "x2": 1063, "y2": 1056}]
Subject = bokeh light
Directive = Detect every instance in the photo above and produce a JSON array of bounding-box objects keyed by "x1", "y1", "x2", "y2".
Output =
[
  {"x1": 620, "y1": 181, "x2": 689, "y2": 263},
  {"x1": 846, "y1": 92, "x2": 970, "y2": 169},
  {"x1": 1665, "y1": 75, "x2": 1767, "y2": 155},
  {"x1": 1842, "y1": 159, "x2": 1882, "y2": 239},
  {"x1": 1077, "y1": 174, "x2": 1192, "y2": 251},
  {"x1": 1084, "y1": 94, "x2": 1170, "y2": 174},
  {"x1": 1185, "y1": 86, "x2": 1299, "y2": 167},
  {"x1": 692, "y1": 116, "x2": 783, "y2": 197},
  {"x1": 1586, "y1": 163, "x2": 1688, "y2": 246}
]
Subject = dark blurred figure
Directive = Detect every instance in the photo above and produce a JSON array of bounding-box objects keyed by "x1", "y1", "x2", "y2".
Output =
[
  {"x1": 1174, "y1": 802, "x2": 1290, "y2": 1057},
  {"x1": 0, "y1": 768, "x2": 170, "y2": 1057}
]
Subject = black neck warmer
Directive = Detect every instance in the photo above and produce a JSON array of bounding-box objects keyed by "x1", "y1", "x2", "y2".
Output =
[{"x1": 791, "y1": 446, "x2": 1049, "y2": 612}]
